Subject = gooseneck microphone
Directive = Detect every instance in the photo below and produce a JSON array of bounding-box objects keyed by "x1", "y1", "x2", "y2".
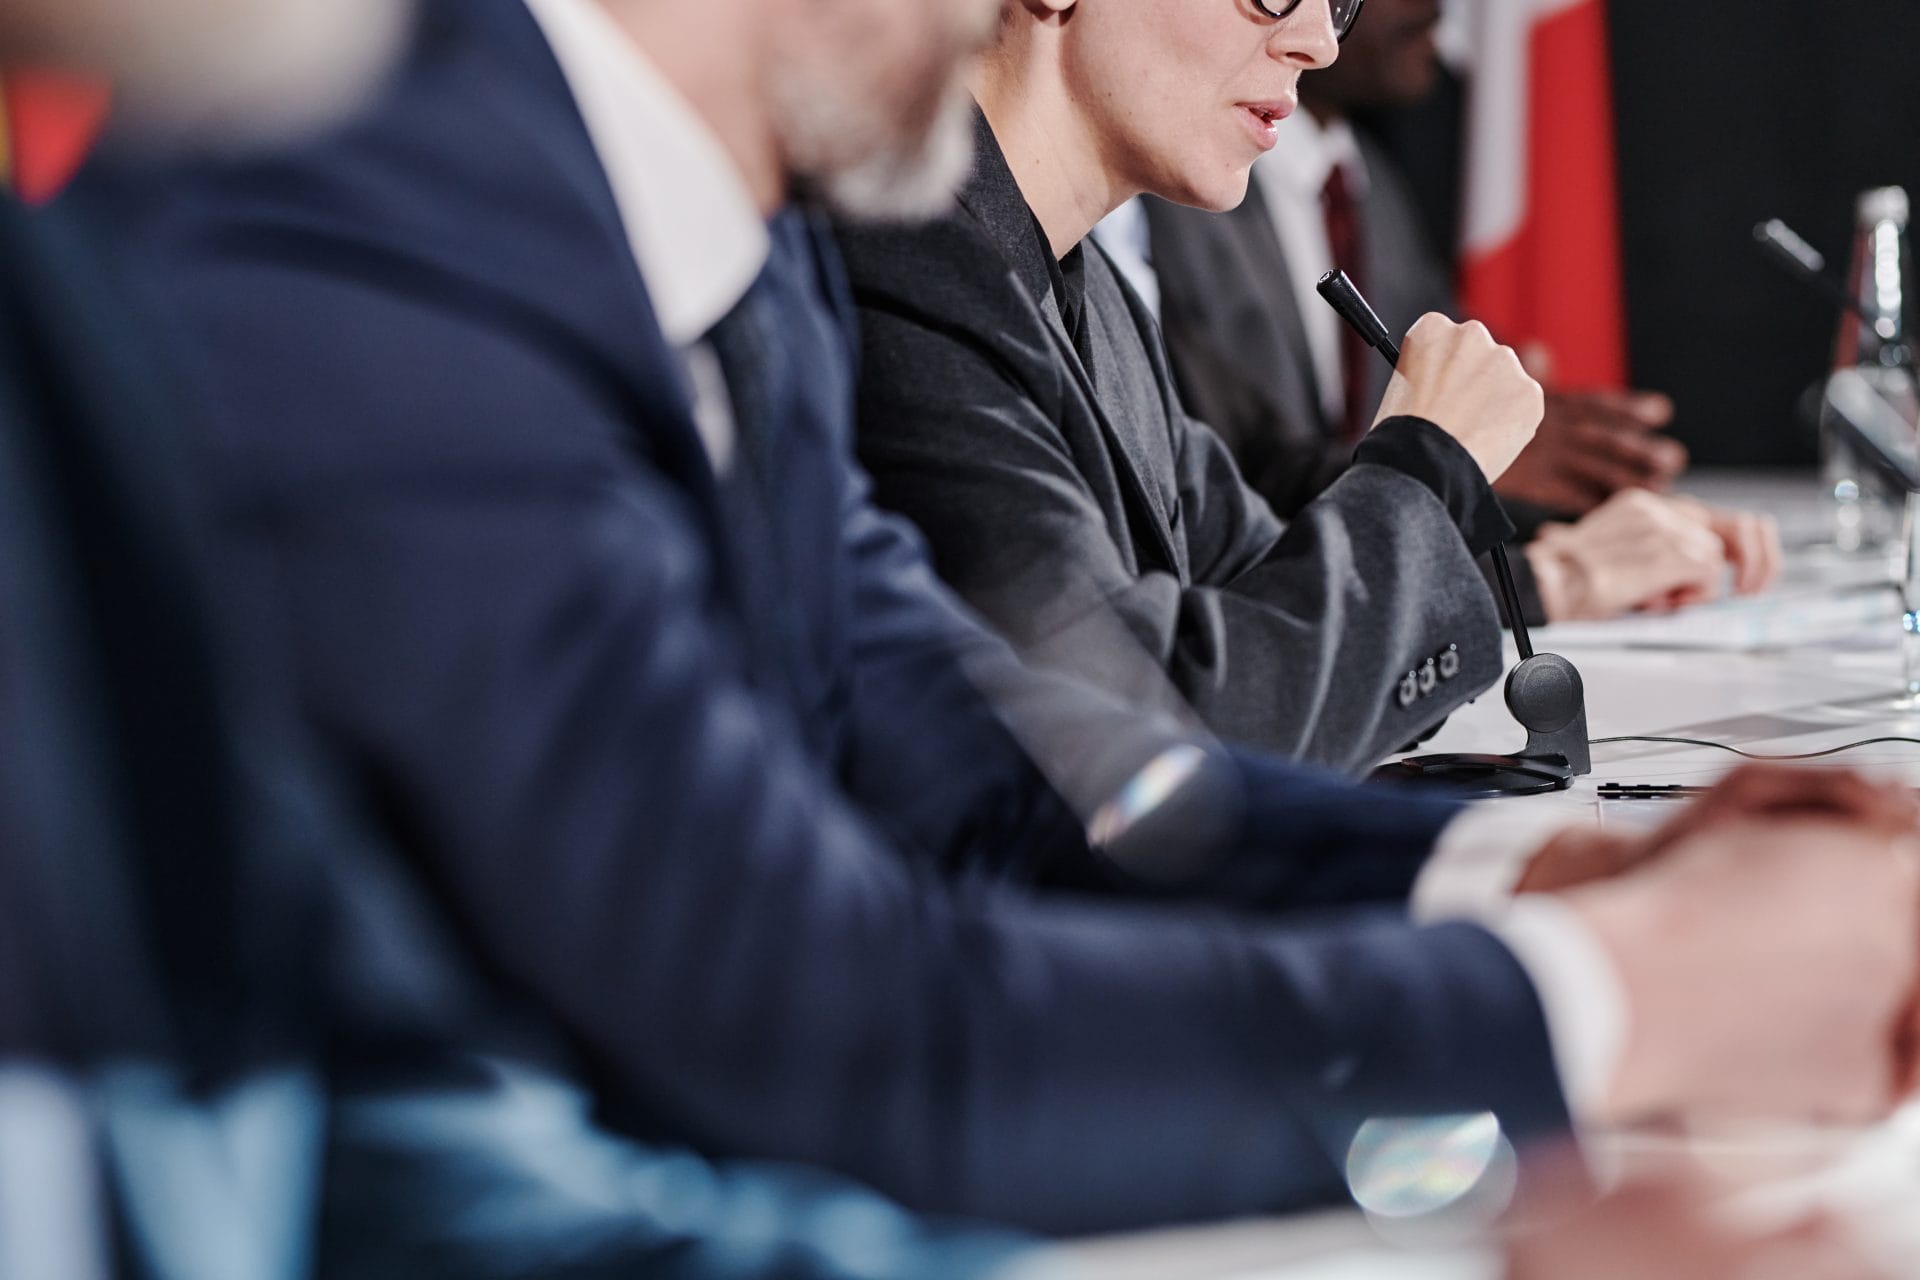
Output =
[
  {"x1": 1753, "y1": 219, "x2": 1920, "y2": 365},
  {"x1": 1317, "y1": 269, "x2": 1591, "y2": 797}
]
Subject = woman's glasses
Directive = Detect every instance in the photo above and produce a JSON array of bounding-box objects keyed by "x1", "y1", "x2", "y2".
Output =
[{"x1": 1252, "y1": 0, "x2": 1367, "y2": 43}]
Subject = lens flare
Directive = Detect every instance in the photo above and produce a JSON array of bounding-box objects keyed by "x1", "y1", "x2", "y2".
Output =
[
  {"x1": 1346, "y1": 1113, "x2": 1517, "y2": 1230},
  {"x1": 1087, "y1": 745, "x2": 1207, "y2": 847}
]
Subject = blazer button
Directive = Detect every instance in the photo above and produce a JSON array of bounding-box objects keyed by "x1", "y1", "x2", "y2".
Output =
[
  {"x1": 1438, "y1": 645, "x2": 1461, "y2": 680},
  {"x1": 1418, "y1": 658, "x2": 1438, "y2": 696},
  {"x1": 1398, "y1": 672, "x2": 1420, "y2": 709}
]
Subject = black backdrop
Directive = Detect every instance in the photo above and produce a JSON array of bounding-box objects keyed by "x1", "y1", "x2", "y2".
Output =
[
  {"x1": 1370, "y1": 0, "x2": 1920, "y2": 467},
  {"x1": 1612, "y1": 0, "x2": 1920, "y2": 466}
]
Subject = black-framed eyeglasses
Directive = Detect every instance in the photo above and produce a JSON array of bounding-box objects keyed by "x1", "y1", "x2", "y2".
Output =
[{"x1": 1253, "y1": 0, "x2": 1368, "y2": 43}]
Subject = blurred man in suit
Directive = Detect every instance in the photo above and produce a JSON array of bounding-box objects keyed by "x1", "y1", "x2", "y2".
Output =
[
  {"x1": 91, "y1": 0, "x2": 1920, "y2": 1241},
  {"x1": 0, "y1": 4, "x2": 1054, "y2": 1280},
  {"x1": 1128, "y1": 0, "x2": 1779, "y2": 624},
  {"x1": 0, "y1": 194, "x2": 1046, "y2": 1280}
]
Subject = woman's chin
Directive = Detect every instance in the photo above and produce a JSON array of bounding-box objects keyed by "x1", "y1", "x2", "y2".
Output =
[{"x1": 1156, "y1": 166, "x2": 1253, "y2": 216}]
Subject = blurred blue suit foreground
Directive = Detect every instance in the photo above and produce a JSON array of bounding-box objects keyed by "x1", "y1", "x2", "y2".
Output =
[
  {"x1": 80, "y1": 0, "x2": 1570, "y2": 1236},
  {"x1": 0, "y1": 192, "x2": 1039, "y2": 1278}
]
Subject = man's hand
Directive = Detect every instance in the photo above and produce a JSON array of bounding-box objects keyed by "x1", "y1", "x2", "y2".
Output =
[
  {"x1": 1506, "y1": 1179, "x2": 1887, "y2": 1280},
  {"x1": 1375, "y1": 314, "x2": 1544, "y2": 483},
  {"x1": 1517, "y1": 764, "x2": 1920, "y2": 894},
  {"x1": 1494, "y1": 388, "x2": 1687, "y2": 515},
  {"x1": 1522, "y1": 490, "x2": 1783, "y2": 621},
  {"x1": 1562, "y1": 816, "x2": 1920, "y2": 1124}
]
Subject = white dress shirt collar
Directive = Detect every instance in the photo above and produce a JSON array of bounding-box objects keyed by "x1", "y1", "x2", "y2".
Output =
[
  {"x1": 1254, "y1": 108, "x2": 1368, "y2": 208},
  {"x1": 521, "y1": 0, "x2": 768, "y2": 350}
]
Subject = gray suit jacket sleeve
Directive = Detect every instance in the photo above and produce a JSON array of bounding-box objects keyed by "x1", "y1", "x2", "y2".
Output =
[
  {"x1": 1149, "y1": 150, "x2": 1552, "y2": 628},
  {"x1": 843, "y1": 212, "x2": 1505, "y2": 773}
]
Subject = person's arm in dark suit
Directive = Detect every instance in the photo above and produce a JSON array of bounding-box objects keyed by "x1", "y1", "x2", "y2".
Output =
[
  {"x1": 1173, "y1": 393, "x2": 1539, "y2": 649},
  {"x1": 100, "y1": 193, "x2": 1570, "y2": 1235}
]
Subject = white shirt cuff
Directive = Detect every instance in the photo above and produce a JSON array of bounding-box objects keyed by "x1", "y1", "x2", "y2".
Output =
[
  {"x1": 1412, "y1": 804, "x2": 1583, "y2": 921},
  {"x1": 1414, "y1": 807, "x2": 1629, "y2": 1124},
  {"x1": 1481, "y1": 896, "x2": 1629, "y2": 1122}
]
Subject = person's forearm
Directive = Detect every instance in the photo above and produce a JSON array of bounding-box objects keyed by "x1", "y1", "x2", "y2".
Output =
[{"x1": 1353, "y1": 417, "x2": 1517, "y2": 556}]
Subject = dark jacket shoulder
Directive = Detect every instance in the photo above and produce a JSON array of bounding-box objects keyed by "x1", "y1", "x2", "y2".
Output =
[{"x1": 836, "y1": 142, "x2": 1066, "y2": 422}]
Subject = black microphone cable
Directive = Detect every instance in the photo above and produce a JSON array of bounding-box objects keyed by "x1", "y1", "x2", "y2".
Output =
[{"x1": 1590, "y1": 733, "x2": 1920, "y2": 761}]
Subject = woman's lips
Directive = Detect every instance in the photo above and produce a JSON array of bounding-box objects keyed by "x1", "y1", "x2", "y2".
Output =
[{"x1": 1238, "y1": 99, "x2": 1295, "y2": 150}]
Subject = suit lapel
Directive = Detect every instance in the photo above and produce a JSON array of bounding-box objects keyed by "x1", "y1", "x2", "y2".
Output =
[
  {"x1": 1352, "y1": 132, "x2": 1457, "y2": 412},
  {"x1": 957, "y1": 113, "x2": 1182, "y2": 574},
  {"x1": 1224, "y1": 184, "x2": 1335, "y2": 440},
  {"x1": 459, "y1": 0, "x2": 745, "y2": 584},
  {"x1": 1029, "y1": 273, "x2": 1182, "y2": 573}
]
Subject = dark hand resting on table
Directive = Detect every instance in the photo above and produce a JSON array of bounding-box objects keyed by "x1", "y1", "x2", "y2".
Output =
[
  {"x1": 1496, "y1": 343, "x2": 1687, "y2": 515},
  {"x1": 1497, "y1": 386, "x2": 1687, "y2": 515}
]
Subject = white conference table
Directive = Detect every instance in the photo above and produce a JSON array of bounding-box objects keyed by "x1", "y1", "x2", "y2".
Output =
[{"x1": 1065, "y1": 470, "x2": 1920, "y2": 1279}]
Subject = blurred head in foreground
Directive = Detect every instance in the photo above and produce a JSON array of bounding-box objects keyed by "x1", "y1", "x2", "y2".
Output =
[
  {"x1": 0, "y1": 0, "x2": 411, "y2": 145},
  {"x1": 584, "y1": 0, "x2": 996, "y2": 221},
  {"x1": 754, "y1": 0, "x2": 1000, "y2": 218}
]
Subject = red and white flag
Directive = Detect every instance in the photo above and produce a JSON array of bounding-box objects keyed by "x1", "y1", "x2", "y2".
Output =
[{"x1": 1443, "y1": 0, "x2": 1628, "y2": 389}]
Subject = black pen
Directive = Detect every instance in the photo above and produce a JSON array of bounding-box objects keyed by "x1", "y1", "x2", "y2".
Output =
[
  {"x1": 1597, "y1": 783, "x2": 1709, "y2": 800},
  {"x1": 1600, "y1": 782, "x2": 1920, "y2": 799}
]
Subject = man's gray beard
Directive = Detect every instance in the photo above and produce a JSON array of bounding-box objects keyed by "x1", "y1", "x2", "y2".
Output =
[
  {"x1": 81, "y1": 0, "x2": 412, "y2": 149},
  {"x1": 780, "y1": 82, "x2": 976, "y2": 225}
]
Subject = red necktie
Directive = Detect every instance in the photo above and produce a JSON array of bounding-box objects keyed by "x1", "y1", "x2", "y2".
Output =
[{"x1": 1321, "y1": 163, "x2": 1372, "y2": 443}]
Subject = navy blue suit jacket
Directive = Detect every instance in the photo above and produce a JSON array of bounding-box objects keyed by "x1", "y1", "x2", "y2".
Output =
[
  {"x1": 0, "y1": 192, "x2": 1043, "y2": 1280},
  {"x1": 81, "y1": 0, "x2": 1570, "y2": 1233}
]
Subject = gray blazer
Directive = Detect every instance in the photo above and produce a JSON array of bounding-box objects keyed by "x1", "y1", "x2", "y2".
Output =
[{"x1": 836, "y1": 119, "x2": 1507, "y2": 771}]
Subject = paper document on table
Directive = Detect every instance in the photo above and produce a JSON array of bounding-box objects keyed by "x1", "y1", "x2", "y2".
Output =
[{"x1": 1533, "y1": 586, "x2": 1900, "y2": 652}]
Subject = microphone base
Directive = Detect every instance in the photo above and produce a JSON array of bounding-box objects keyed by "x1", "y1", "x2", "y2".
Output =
[{"x1": 1370, "y1": 752, "x2": 1575, "y2": 799}]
